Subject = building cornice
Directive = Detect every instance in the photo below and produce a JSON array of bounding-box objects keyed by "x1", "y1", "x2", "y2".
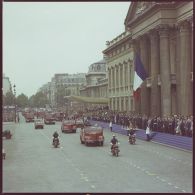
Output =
[
  {"x1": 103, "y1": 31, "x2": 132, "y2": 54},
  {"x1": 126, "y1": 2, "x2": 180, "y2": 28}
]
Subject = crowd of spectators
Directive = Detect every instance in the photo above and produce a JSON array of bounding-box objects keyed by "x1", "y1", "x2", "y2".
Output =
[{"x1": 79, "y1": 106, "x2": 193, "y2": 137}]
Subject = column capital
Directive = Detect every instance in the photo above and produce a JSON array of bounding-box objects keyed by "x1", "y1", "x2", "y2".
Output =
[
  {"x1": 148, "y1": 29, "x2": 159, "y2": 40},
  {"x1": 179, "y1": 20, "x2": 191, "y2": 33},
  {"x1": 157, "y1": 24, "x2": 170, "y2": 37}
]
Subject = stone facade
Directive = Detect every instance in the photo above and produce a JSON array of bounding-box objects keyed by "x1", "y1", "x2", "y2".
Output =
[
  {"x1": 103, "y1": 31, "x2": 134, "y2": 112},
  {"x1": 80, "y1": 59, "x2": 108, "y2": 98},
  {"x1": 3, "y1": 74, "x2": 12, "y2": 95},
  {"x1": 39, "y1": 73, "x2": 86, "y2": 107},
  {"x1": 103, "y1": 1, "x2": 193, "y2": 117}
]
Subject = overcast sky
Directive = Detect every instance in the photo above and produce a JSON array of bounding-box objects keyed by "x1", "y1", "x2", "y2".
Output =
[{"x1": 3, "y1": 2, "x2": 130, "y2": 97}]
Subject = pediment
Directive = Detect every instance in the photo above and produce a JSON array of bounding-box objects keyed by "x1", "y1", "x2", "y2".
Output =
[{"x1": 125, "y1": 2, "x2": 153, "y2": 27}]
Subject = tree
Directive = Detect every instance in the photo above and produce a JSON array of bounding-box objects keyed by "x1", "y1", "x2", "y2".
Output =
[
  {"x1": 3, "y1": 94, "x2": 6, "y2": 106},
  {"x1": 29, "y1": 92, "x2": 49, "y2": 108},
  {"x1": 4, "y1": 91, "x2": 15, "y2": 106},
  {"x1": 28, "y1": 95, "x2": 35, "y2": 108},
  {"x1": 16, "y1": 93, "x2": 29, "y2": 108},
  {"x1": 55, "y1": 85, "x2": 71, "y2": 107}
]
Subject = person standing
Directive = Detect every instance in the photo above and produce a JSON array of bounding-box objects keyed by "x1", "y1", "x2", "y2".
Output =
[
  {"x1": 146, "y1": 118, "x2": 151, "y2": 141},
  {"x1": 109, "y1": 121, "x2": 113, "y2": 132}
]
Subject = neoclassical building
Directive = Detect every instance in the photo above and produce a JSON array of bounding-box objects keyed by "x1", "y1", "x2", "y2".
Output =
[
  {"x1": 80, "y1": 59, "x2": 108, "y2": 98},
  {"x1": 103, "y1": 1, "x2": 193, "y2": 117},
  {"x1": 3, "y1": 73, "x2": 12, "y2": 95},
  {"x1": 39, "y1": 73, "x2": 86, "y2": 107}
]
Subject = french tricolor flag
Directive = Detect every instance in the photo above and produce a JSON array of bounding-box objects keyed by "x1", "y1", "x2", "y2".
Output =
[{"x1": 133, "y1": 53, "x2": 147, "y2": 100}]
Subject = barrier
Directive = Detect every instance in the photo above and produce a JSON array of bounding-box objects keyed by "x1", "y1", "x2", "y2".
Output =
[{"x1": 90, "y1": 120, "x2": 192, "y2": 151}]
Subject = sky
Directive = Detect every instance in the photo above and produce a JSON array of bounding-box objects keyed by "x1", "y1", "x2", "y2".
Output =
[{"x1": 3, "y1": 2, "x2": 130, "y2": 97}]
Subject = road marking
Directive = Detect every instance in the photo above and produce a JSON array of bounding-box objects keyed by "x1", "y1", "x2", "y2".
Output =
[
  {"x1": 91, "y1": 185, "x2": 96, "y2": 189},
  {"x1": 182, "y1": 190, "x2": 186, "y2": 192},
  {"x1": 174, "y1": 186, "x2": 179, "y2": 189},
  {"x1": 168, "y1": 182, "x2": 173, "y2": 186}
]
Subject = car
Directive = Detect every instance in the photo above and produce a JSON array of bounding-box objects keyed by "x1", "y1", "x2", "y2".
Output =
[
  {"x1": 55, "y1": 112, "x2": 64, "y2": 121},
  {"x1": 34, "y1": 119, "x2": 44, "y2": 129},
  {"x1": 25, "y1": 112, "x2": 34, "y2": 122},
  {"x1": 80, "y1": 125, "x2": 104, "y2": 146},
  {"x1": 61, "y1": 120, "x2": 77, "y2": 133},
  {"x1": 75, "y1": 119, "x2": 84, "y2": 128},
  {"x1": 44, "y1": 113, "x2": 55, "y2": 125},
  {"x1": 2, "y1": 130, "x2": 12, "y2": 139}
]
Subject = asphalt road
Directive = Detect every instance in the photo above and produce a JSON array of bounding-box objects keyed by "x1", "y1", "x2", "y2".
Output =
[{"x1": 3, "y1": 114, "x2": 192, "y2": 193}]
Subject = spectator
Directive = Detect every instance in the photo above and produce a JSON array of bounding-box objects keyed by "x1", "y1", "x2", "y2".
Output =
[
  {"x1": 109, "y1": 121, "x2": 112, "y2": 132},
  {"x1": 146, "y1": 118, "x2": 152, "y2": 141}
]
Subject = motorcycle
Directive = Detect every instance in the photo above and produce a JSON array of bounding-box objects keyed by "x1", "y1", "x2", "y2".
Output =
[
  {"x1": 110, "y1": 143, "x2": 120, "y2": 157},
  {"x1": 129, "y1": 134, "x2": 136, "y2": 144},
  {"x1": 53, "y1": 137, "x2": 60, "y2": 148}
]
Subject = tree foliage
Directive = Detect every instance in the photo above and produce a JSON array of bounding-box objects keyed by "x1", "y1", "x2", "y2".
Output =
[
  {"x1": 29, "y1": 92, "x2": 49, "y2": 108},
  {"x1": 4, "y1": 91, "x2": 15, "y2": 106},
  {"x1": 16, "y1": 93, "x2": 29, "y2": 108},
  {"x1": 55, "y1": 85, "x2": 71, "y2": 107}
]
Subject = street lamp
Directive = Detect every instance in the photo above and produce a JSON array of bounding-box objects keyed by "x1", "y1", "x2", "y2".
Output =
[{"x1": 13, "y1": 84, "x2": 16, "y2": 122}]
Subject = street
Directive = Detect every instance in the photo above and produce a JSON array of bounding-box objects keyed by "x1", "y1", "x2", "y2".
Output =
[{"x1": 3, "y1": 114, "x2": 192, "y2": 193}]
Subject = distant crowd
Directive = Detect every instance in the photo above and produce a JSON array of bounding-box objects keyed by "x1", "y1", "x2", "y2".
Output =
[{"x1": 80, "y1": 106, "x2": 193, "y2": 137}]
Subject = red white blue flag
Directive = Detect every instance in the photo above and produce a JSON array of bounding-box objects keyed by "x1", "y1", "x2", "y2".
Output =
[{"x1": 133, "y1": 53, "x2": 147, "y2": 100}]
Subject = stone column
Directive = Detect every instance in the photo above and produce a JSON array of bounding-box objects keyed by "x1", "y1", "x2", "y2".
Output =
[
  {"x1": 123, "y1": 63, "x2": 125, "y2": 90},
  {"x1": 119, "y1": 97, "x2": 121, "y2": 111},
  {"x1": 114, "y1": 66, "x2": 117, "y2": 95},
  {"x1": 128, "y1": 96, "x2": 131, "y2": 111},
  {"x1": 123, "y1": 97, "x2": 126, "y2": 112},
  {"x1": 149, "y1": 30, "x2": 161, "y2": 117},
  {"x1": 110, "y1": 67, "x2": 113, "y2": 95},
  {"x1": 128, "y1": 61, "x2": 130, "y2": 92},
  {"x1": 108, "y1": 68, "x2": 111, "y2": 93},
  {"x1": 158, "y1": 25, "x2": 171, "y2": 117},
  {"x1": 175, "y1": 26, "x2": 181, "y2": 114},
  {"x1": 118, "y1": 64, "x2": 121, "y2": 92},
  {"x1": 179, "y1": 21, "x2": 192, "y2": 115},
  {"x1": 139, "y1": 35, "x2": 149, "y2": 116}
]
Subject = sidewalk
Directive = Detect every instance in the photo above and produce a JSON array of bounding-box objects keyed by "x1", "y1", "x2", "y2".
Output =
[{"x1": 89, "y1": 120, "x2": 192, "y2": 152}]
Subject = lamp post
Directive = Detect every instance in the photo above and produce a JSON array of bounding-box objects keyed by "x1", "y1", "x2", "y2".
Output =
[{"x1": 13, "y1": 84, "x2": 16, "y2": 123}]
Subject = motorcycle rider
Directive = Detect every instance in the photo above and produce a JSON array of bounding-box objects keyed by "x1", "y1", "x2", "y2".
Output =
[
  {"x1": 110, "y1": 135, "x2": 118, "y2": 151},
  {"x1": 129, "y1": 128, "x2": 136, "y2": 143},
  {"x1": 53, "y1": 131, "x2": 59, "y2": 145}
]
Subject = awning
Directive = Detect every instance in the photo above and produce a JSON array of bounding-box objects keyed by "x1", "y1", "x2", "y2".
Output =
[{"x1": 65, "y1": 95, "x2": 109, "y2": 104}]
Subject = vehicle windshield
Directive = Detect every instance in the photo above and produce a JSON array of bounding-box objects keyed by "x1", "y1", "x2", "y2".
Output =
[
  {"x1": 84, "y1": 126, "x2": 102, "y2": 132},
  {"x1": 35, "y1": 119, "x2": 43, "y2": 122}
]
